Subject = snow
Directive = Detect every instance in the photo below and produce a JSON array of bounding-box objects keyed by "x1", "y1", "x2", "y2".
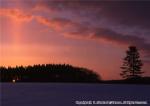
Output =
[{"x1": 1, "y1": 83, "x2": 150, "y2": 106}]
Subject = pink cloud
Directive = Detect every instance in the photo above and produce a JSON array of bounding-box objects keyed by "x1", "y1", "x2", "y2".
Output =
[{"x1": 0, "y1": 8, "x2": 33, "y2": 22}]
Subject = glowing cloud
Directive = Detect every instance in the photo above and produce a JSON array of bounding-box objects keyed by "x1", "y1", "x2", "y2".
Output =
[{"x1": 0, "y1": 8, "x2": 33, "y2": 22}]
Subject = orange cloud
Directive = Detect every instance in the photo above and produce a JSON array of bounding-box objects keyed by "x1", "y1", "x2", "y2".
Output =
[
  {"x1": 0, "y1": 8, "x2": 33, "y2": 22},
  {"x1": 35, "y1": 16, "x2": 78, "y2": 32}
]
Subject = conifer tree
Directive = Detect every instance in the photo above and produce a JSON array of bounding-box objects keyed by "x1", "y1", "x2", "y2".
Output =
[{"x1": 120, "y1": 46, "x2": 143, "y2": 79}]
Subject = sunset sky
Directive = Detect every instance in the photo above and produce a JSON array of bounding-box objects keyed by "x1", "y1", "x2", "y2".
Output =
[{"x1": 0, "y1": 0, "x2": 150, "y2": 80}]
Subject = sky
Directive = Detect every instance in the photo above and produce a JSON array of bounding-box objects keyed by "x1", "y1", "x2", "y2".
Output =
[{"x1": 0, "y1": 0, "x2": 150, "y2": 80}]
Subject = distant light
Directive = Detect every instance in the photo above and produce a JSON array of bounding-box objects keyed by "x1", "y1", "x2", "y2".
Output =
[{"x1": 12, "y1": 79, "x2": 16, "y2": 83}]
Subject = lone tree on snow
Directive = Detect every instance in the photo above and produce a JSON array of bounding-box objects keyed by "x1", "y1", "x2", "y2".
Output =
[{"x1": 120, "y1": 46, "x2": 144, "y2": 79}]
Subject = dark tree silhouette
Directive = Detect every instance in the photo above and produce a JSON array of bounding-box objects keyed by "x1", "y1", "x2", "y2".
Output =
[
  {"x1": 0, "y1": 64, "x2": 101, "y2": 82},
  {"x1": 120, "y1": 46, "x2": 143, "y2": 79}
]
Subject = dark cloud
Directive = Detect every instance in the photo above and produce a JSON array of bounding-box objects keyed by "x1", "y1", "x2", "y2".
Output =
[
  {"x1": 64, "y1": 23, "x2": 150, "y2": 54},
  {"x1": 30, "y1": 6, "x2": 150, "y2": 56},
  {"x1": 36, "y1": 0, "x2": 150, "y2": 57},
  {"x1": 39, "y1": 0, "x2": 150, "y2": 29},
  {"x1": 100, "y1": 1, "x2": 150, "y2": 29},
  {"x1": 3, "y1": 0, "x2": 150, "y2": 29},
  {"x1": 93, "y1": 28, "x2": 150, "y2": 53}
]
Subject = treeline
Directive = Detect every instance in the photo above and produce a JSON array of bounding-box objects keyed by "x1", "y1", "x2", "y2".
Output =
[{"x1": 0, "y1": 64, "x2": 101, "y2": 82}]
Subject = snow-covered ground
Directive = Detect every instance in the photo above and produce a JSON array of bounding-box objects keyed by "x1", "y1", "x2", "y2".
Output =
[{"x1": 1, "y1": 83, "x2": 150, "y2": 106}]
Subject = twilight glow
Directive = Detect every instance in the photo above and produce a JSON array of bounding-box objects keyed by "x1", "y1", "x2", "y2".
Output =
[{"x1": 0, "y1": 0, "x2": 150, "y2": 80}]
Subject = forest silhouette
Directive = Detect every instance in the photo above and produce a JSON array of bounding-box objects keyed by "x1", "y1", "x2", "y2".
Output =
[
  {"x1": 0, "y1": 63, "x2": 150, "y2": 84},
  {"x1": 0, "y1": 64, "x2": 100, "y2": 82}
]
